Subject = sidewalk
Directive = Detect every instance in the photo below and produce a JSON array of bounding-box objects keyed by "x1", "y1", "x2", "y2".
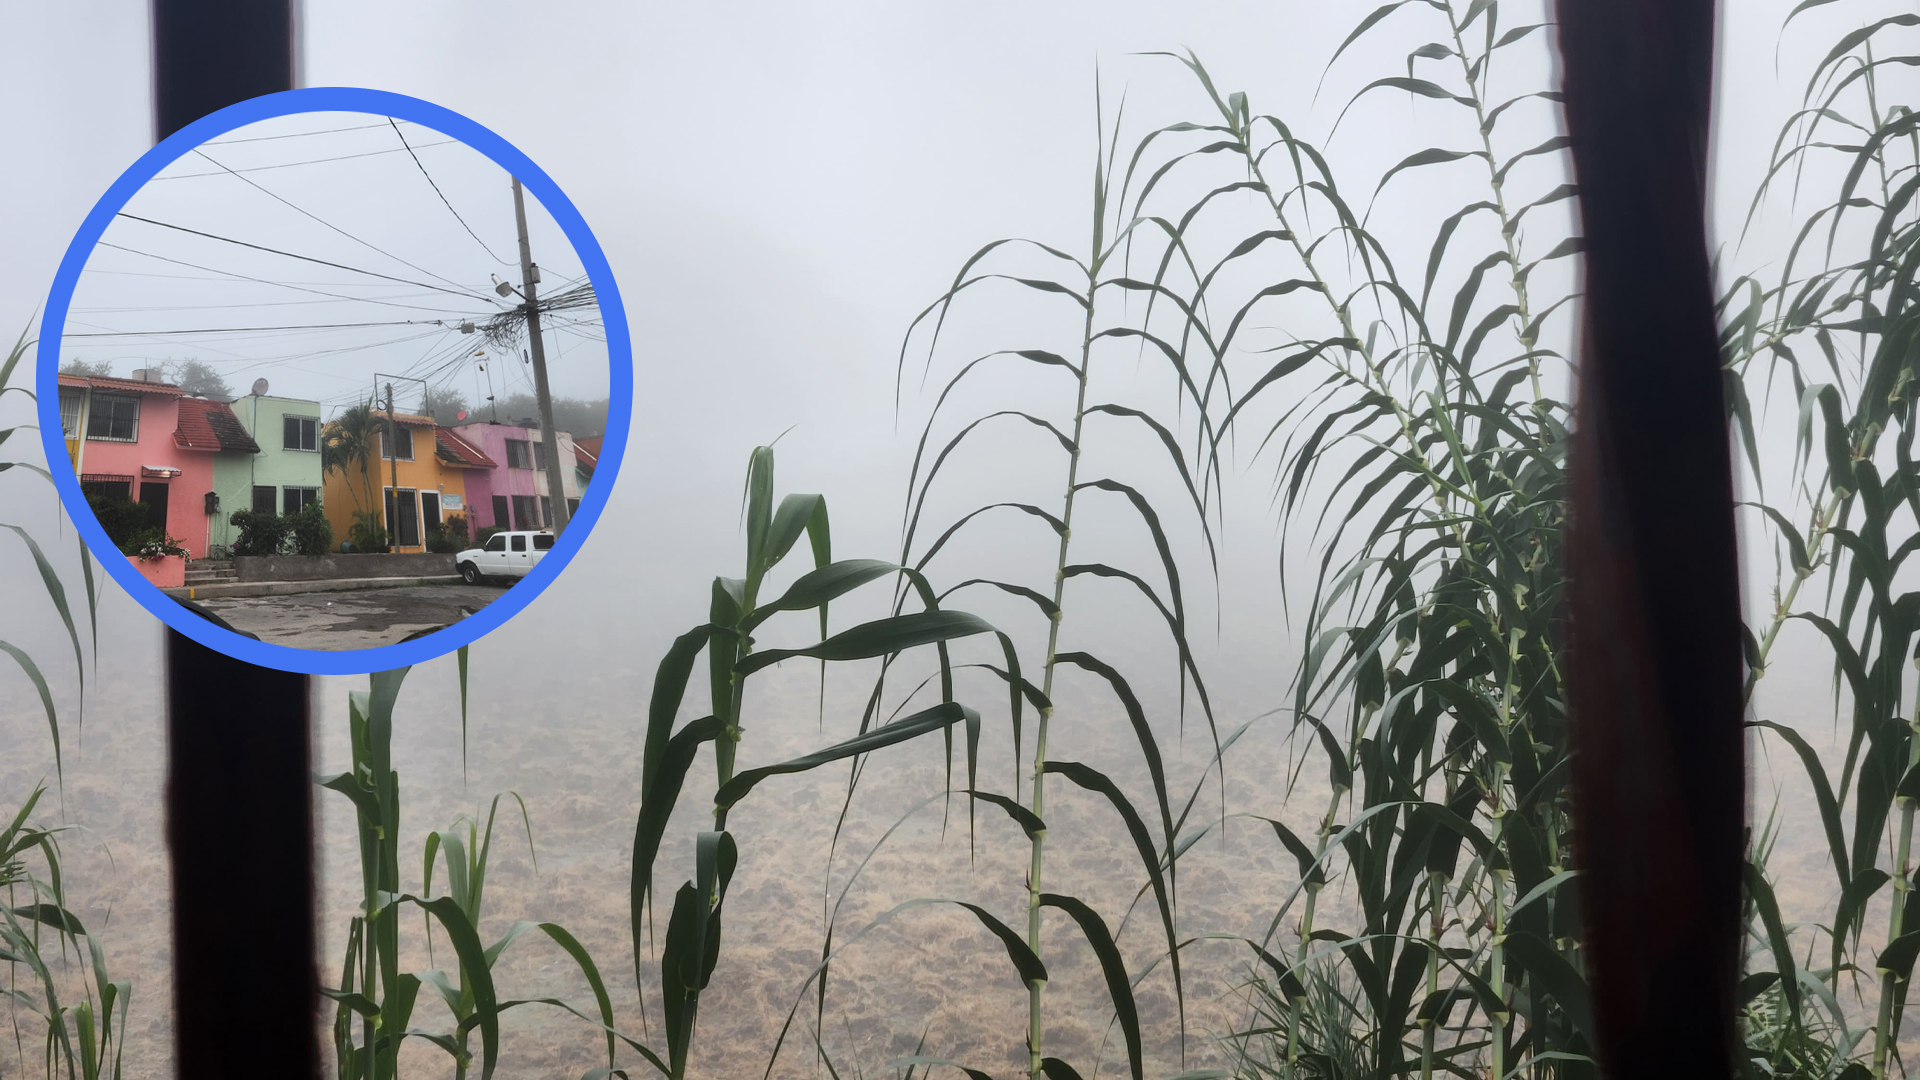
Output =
[{"x1": 161, "y1": 574, "x2": 464, "y2": 600}]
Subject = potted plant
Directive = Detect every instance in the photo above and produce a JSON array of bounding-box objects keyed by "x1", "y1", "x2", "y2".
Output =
[{"x1": 126, "y1": 531, "x2": 190, "y2": 589}]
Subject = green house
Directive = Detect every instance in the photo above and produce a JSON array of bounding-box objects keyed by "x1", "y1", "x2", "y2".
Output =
[{"x1": 205, "y1": 393, "x2": 326, "y2": 554}]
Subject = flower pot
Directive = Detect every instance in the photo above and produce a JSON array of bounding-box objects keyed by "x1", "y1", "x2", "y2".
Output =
[{"x1": 130, "y1": 553, "x2": 186, "y2": 589}]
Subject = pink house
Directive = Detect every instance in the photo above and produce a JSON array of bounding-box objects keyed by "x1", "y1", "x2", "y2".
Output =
[
  {"x1": 449, "y1": 420, "x2": 584, "y2": 532},
  {"x1": 60, "y1": 371, "x2": 259, "y2": 559}
]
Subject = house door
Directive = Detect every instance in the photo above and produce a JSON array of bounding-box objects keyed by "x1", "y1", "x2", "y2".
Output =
[
  {"x1": 385, "y1": 488, "x2": 420, "y2": 548},
  {"x1": 420, "y1": 493, "x2": 441, "y2": 534},
  {"x1": 139, "y1": 482, "x2": 170, "y2": 532},
  {"x1": 492, "y1": 495, "x2": 509, "y2": 530}
]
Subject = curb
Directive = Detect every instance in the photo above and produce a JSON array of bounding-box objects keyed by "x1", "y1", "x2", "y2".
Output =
[{"x1": 161, "y1": 575, "x2": 472, "y2": 600}]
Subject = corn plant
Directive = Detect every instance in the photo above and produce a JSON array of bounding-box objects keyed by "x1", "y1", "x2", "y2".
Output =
[
  {"x1": 630, "y1": 445, "x2": 1043, "y2": 1079},
  {"x1": 1, "y1": 326, "x2": 96, "y2": 787},
  {"x1": 1719, "y1": 2, "x2": 1920, "y2": 1077},
  {"x1": 3, "y1": 325, "x2": 120, "y2": 1080},
  {"x1": 319, "y1": 664, "x2": 641, "y2": 1080},
  {"x1": 875, "y1": 65, "x2": 1248, "y2": 1079},
  {"x1": 1089, "y1": 2, "x2": 1590, "y2": 1076},
  {"x1": 1, "y1": 785, "x2": 130, "y2": 1080}
]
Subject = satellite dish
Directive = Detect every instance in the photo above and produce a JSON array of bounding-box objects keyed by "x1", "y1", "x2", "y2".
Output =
[{"x1": 250, "y1": 378, "x2": 269, "y2": 397}]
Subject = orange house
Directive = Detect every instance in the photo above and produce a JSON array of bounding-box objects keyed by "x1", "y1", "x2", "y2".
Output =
[{"x1": 321, "y1": 412, "x2": 496, "y2": 552}]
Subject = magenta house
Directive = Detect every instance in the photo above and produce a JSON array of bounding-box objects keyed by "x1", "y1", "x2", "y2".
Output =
[
  {"x1": 58, "y1": 370, "x2": 261, "y2": 558},
  {"x1": 448, "y1": 420, "x2": 584, "y2": 532}
]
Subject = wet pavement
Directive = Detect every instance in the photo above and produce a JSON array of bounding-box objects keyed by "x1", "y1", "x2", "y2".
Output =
[{"x1": 196, "y1": 581, "x2": 512, "y2": 650}]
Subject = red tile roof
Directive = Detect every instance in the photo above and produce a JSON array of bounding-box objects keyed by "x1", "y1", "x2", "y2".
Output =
[
  {"x1": 433, "y1": 426, "x2": 498, "y2": 469},
  {"x1": 59, "y1": 374, "x2": 185, "y2": 397},
  {"x1": 174, "y1": 397, "x2": 261, "y2": 453},
  {"x1": 573, "y1": 434, "x2": 601, "y2": 472}
]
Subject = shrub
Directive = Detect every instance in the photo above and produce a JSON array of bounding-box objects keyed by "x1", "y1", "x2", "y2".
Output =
[
  {"x1": 228, "y1": 509, "x2": 293, "y2": 556},
  {"x1": 347, "y1": 509, "x2": 388, "y2": 553},
  {"x1": 86, "y1": 493, "x2": 152, "y2": 551},
  {"x1": 425, "y1": 515, "x2": 472, "y2": 554},
  {"x1": 287, "y1": 502, "x2": 332, "y2": 557}
]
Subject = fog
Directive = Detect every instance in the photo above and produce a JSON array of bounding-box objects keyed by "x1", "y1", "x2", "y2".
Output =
[
  {"x1": 58, "y1": 111, "x2": 608, "y2": 418},
  {"x1": 0, "y1": 0, "x2": 1907, "y2": 1075}
]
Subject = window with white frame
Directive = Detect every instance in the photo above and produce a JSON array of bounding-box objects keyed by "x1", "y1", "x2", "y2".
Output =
[{"x1": 59, "y1": 389, "x2": 83, "y2": 437}]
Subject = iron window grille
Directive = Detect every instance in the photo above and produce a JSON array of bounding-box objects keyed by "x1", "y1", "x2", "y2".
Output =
[
  {"x1": 282, "y1": 416, "x2": 318, "y2": 452},
  {"x1": 86, "y1": 393, "x2": 139, "y2": 442}
]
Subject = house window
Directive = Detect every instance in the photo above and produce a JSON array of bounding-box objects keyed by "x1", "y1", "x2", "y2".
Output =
[
  {"x1": 82, "y1": 478, "x2": 132, "y2": 504},
  {"x1": 282, "y1": 487, "x2": 320, "y2": 515},
  {"x1": 504, "y1": 439, "x2": 532, "y2": 469},
  {"x1": 379, "y1": 426, "x2": 414, "y2": 461},
  {"x1": 567, "y1": 497, "x2": 581, "y2": 518},
  {"x1": 533, "y1": 441, "x2": 546, "y2": 471},
  {"x1": 253, "y1": 486, "x2": 277, "y2": 514},
  {"x1": 491, "y1": 495, "x2": 509, "y2": 529},
  {"x1": 540, "y1": 495, "x2": 552, "y2": 527},
  {"x1": 86, "y1": 394, "x2": 139, "y2": 442},
  {"x1": 283, "y1": 416, "x2": 318, "y2": 451},
  {"x1": 59, "y1": 389, "x2": 83, "y2": 437},
  {"x1": 511, "y1": 495, "x2": 538, "y2": 530}
]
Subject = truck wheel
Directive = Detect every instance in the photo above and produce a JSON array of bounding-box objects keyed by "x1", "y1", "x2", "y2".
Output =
[{"x1": 460, "y1": 562, "x2": 481, "y2": 585}]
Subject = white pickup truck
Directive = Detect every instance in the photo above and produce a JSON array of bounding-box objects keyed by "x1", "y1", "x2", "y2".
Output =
[{"x1": 457, "y1": 530, "x2": 554, "y2": 584}]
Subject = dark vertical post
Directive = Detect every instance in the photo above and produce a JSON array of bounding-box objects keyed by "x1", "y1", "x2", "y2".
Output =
[
  {"x1": 152, "y1": 3, "x2": 315, "y2": 1078},
  {"x1": 151, "y1": 0, "x2": 295, "y2": 143},
  {"x1": 1555, "y1": 0, "x2": 1743, "y2": 1076}
]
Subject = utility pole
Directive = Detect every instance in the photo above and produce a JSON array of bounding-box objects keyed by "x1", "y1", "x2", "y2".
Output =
[
  {"x1": 512, "y1": 177, "x2": 572, "y2": 535},
  {"x1": 384, "y1": 381, "x2": 401, "y2": 550}
]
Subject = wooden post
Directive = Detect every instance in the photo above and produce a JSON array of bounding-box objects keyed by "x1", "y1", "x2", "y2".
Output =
[
  {"x1": 152, "y1": 3, "x2": 317, "y2": 1077},
  {"x1": 1557, "y1": 0, "x2": 1745, "y2": 1075}
]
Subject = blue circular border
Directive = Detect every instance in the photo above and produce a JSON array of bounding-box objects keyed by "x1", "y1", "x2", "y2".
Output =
[{"x1": 37, "y1": 87, "x2": 631, "y2": 675}]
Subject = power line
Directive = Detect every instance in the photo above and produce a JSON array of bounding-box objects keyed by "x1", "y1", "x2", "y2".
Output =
[
  {"x1": 74, "y1": 293, "x2": 449, "y2": 313},
  {"x1": 203, "y1": 120, "x2": 406, "y2": 145},
  {"x1": 63, "y1": 319, "x2": 457, "y2": 337},
  {"x1": 61, "y1": 317, "x2": 250, "y2": 360},
  {"x1": 209, "y1": 328, "x2": 454, "y2": 376},
  {"x1": 82, "y1": 266, "x2": 476, "y2": 289},
  {"x1": 389, "y1": 119, "x2": 514, "y2": 266},
  {"x1": 149, "y1": 139, "x2": 459, "y2": 180},
  {"x1": 93, "y1": 241, "x2": 496, "y2": 315},
  {"x1": 191, "y1": 147, "x2": 487, "y2": 297},
  {"x1": 113, "y1": 212, "x2": 497, "y2": 302}
]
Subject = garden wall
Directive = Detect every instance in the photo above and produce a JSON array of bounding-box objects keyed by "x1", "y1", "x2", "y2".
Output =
[{"x1": 232, "y1": 553, "x2": 455, "y2": 582}]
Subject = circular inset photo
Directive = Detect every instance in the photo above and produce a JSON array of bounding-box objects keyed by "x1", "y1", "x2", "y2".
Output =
[{"x1": 36, "y1": 88, "x2": 629, "y2": 674}]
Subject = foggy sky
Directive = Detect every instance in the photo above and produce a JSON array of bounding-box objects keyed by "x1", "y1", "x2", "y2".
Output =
[{"x1": 0, "y1": 0, "x2": 1900, "y2": 730}]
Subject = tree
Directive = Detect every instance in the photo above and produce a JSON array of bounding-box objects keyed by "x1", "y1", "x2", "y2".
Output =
[
  {"x1": 59, "y1": 359, "x2": 111, "y2": 378},
  {"x1": 322, "y1": 403, "x2": 381, "y2": 521},
  {"x1": 165, "y1": 359, "x2": 232, "y2": 399},
  {"x1": 491, "y1": 392, "x2": 609, "y2": 438},
  {"x1": 418, "y1": 386, "x2": 470, "y2": 425}
]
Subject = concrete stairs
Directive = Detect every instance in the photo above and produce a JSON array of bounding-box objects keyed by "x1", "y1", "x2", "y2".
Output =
[{"x1": 184, "y1": 559, "x2": 238, "y2": 587}]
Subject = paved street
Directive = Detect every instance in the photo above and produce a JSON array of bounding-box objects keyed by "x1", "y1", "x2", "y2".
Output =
[{"x1": 196, "y1": 581, "x2": 510, "y2": 650}]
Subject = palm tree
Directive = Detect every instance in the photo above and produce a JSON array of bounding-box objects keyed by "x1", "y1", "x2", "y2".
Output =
[{"x1": 322, "y1": 402, "x2": 385, "y2": 547}]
